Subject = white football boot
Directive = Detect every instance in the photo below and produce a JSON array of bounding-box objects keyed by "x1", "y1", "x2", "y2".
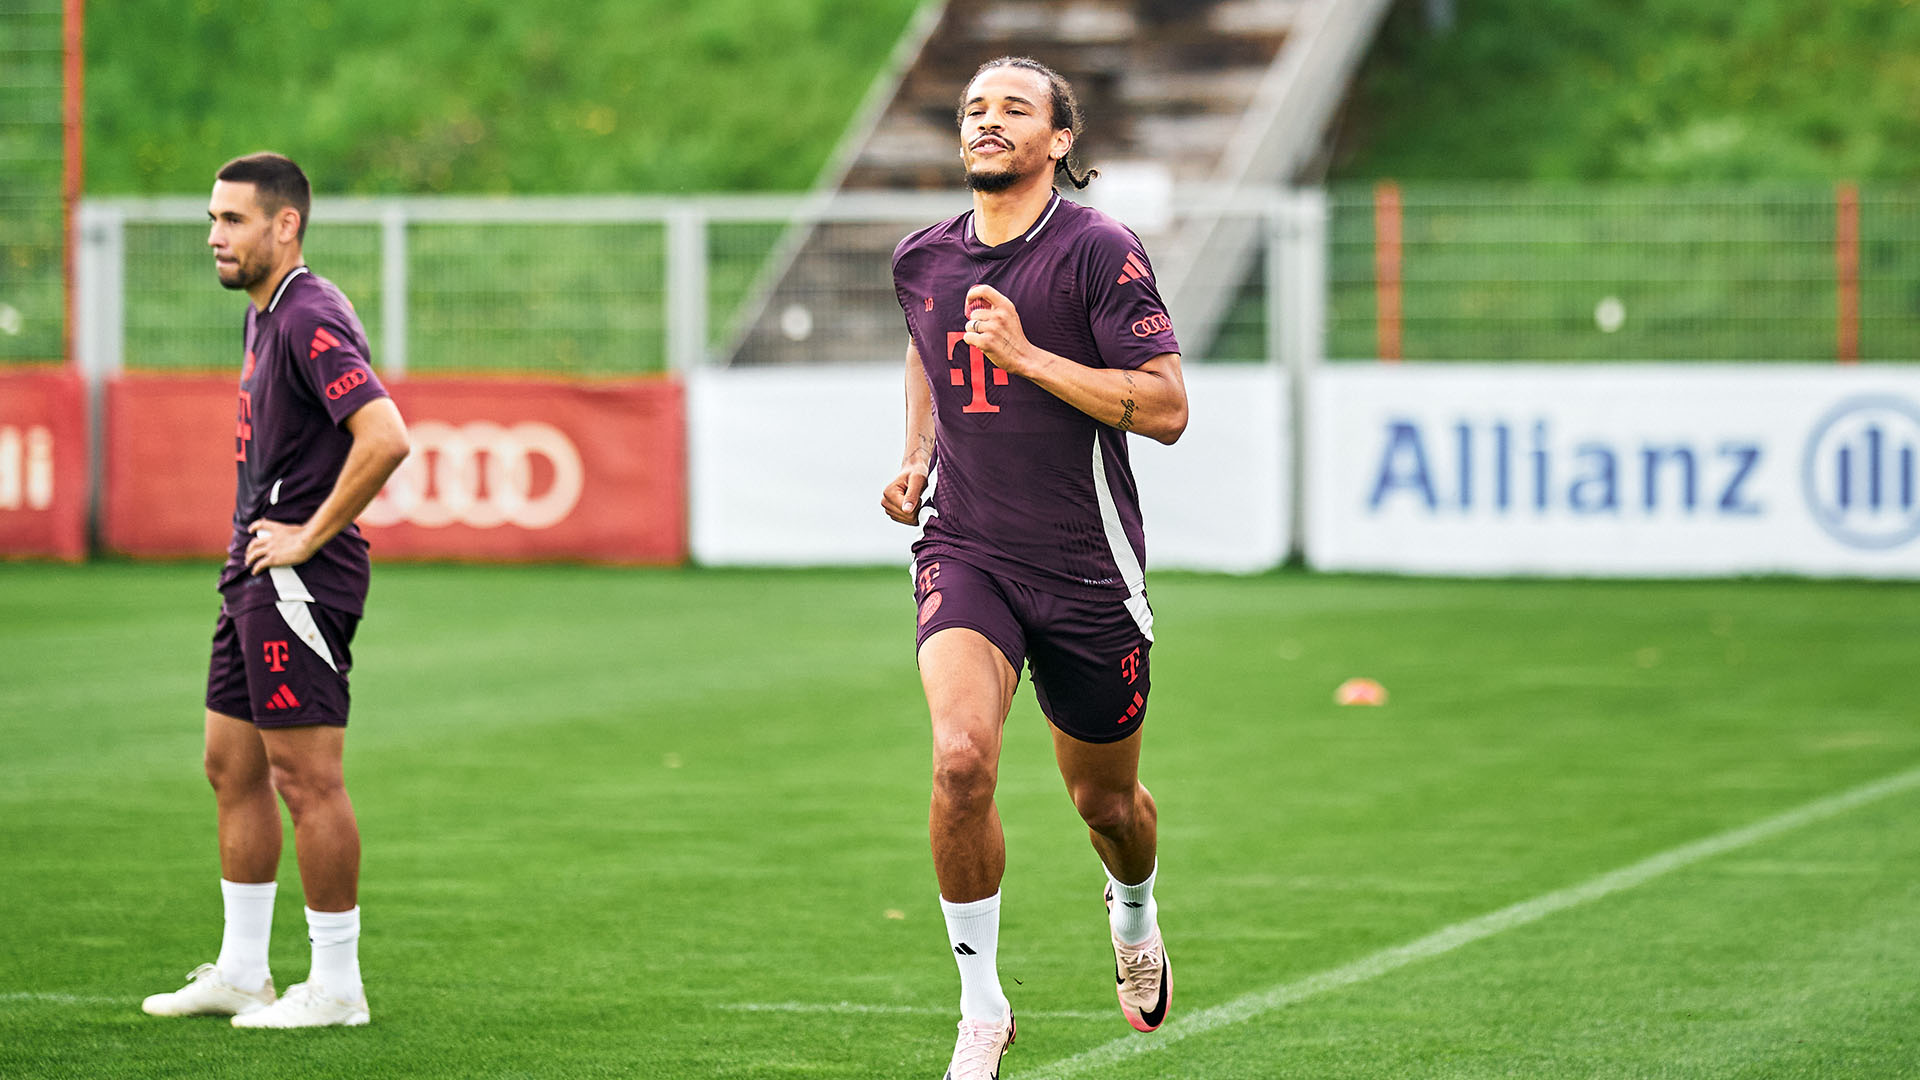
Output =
[
  {"x1": 141, "y1": 963, "x2": 275, "y2": 1017},
  {"x1": 1106, "y1": 883, "x2": 1171, "y2": 1032},
  {"x1": 230, "y1": 980, "x2": 369, "y2": 1028},
  {"x1": 943, "y1": 1007, "x2": 1015, "y2": 1079}
]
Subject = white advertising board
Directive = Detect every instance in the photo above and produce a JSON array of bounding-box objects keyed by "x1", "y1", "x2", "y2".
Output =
[
  {"x1": 688, "y1": 364, "x2": 1288, "y2": 573},
  {"x1": 1308, "y1": 365, "x2": 1920, "y2": 577}
]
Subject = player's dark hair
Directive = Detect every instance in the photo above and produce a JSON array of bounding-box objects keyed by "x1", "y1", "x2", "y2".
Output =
[
  {"x1": 216, "y1": 153, "x2": 311, "y2": 241},
  {"x1": 961, "y1": 56, "x2": 1098, "y2": 190}
]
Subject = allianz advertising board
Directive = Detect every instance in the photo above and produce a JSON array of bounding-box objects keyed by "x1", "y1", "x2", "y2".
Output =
[{"x1": 1307, "y1": 366, "x2": 1920, "y2": 577}]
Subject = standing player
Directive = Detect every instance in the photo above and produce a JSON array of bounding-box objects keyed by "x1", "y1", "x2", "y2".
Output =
[
  {"x1": 882, "y1": 58, "x2": 1188, "y2": 1078},
  {"x1": 141, "y1": 153, "x2": 409, "y2": 1028}
]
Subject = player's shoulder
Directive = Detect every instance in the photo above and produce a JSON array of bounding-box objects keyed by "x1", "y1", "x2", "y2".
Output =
[
  {"x1": 1053, "y1": 198, "x2": 1146, "y2": 258},
  {"x1": 893, "y1": 211, "x2": 970, "y2": 270},
  {"x1": 278, "y1": 270, "x2": 366, "y2": 339}
]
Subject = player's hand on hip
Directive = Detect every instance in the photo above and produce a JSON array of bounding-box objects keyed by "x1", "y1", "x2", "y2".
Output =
[
  {"x1": 882, "y1": 466, "x2": 928, "y2": 525},
  {"x1": 245, "y1": 518, "x2": 317, "y2": 574},
  {"x1": 963, "y1": 284, "x2": 1031, "y2": 376}
]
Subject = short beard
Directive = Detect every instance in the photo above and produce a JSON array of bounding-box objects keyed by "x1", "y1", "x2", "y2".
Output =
[
  {"x1": 965, "y1": 166, "x2": 1022, "y2": 194},
  {"x1": 218, "y1": 253, "x2": 271, "y2": 292}
]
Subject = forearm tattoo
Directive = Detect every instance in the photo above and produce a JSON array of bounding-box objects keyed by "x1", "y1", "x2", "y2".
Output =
[{"x1": 1118, "y1": 398, "x2": 1137, "y2": 431}]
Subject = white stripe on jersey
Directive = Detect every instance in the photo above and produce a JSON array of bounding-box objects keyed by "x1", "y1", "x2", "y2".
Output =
[
  {"x1": 1090, "y1": 434, "x2": 1153, "y2": 642},
  {"x1": 266, "y1": 265, "x2": 310, "y2": 313},
  {"x1": 1025, "y1": 192, "x2": 1062, "y2": 242}
]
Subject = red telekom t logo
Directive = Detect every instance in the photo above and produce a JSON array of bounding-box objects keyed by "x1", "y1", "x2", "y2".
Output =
[
  {"x1": 947, "y1": 331, "x2": 1006, "y2": 414},
  {"x1": 263, "y1": 640, "x2": 290, "y2": 672}
]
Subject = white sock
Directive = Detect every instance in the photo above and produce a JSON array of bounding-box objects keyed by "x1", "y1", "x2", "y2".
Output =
[
  {"x1": 1107, "y1": 861, "x2": 1158, "y2": 945},
  {"x1": 940, "y1": 893, "x2": 1010, "y2": 1022},
  {"x1": 305, "y1": 906, "x2": 362, "y2": 1001},
  {"x1": 215, "y1": 879, "x2": 276, "y2": 992}
]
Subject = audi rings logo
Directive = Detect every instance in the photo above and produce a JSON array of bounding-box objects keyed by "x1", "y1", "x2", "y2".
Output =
[
  {"x1": 1802, "y1": 395, "x2": 1920, "y2": 550},
  {"x1": 362, "y1": 420, "x2": 585, "y2": 530}
]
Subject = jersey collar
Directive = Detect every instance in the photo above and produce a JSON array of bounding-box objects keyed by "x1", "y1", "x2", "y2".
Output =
[
  {"x1": 965, "y1": 191, "x2": 1064, "y2": 261},
  {"x1": 266, "y1": 265, "x2": 311, "y2": 314}
]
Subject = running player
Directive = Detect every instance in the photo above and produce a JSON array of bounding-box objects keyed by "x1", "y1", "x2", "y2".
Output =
[
  {"x1": 882, "y1": 57, "x2": 1188, "y2": 1079},
  {"x1": 141, "y1": 153, "x2": 409, "y2": 1028}
]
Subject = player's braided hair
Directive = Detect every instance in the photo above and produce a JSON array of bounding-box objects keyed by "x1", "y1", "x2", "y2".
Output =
[
  {"x1": 960, "y1": 56, "x2": 1098, "y2": 190},
  {"x1": 217, "y1": 152, "x2": 312, "y2": 241}
]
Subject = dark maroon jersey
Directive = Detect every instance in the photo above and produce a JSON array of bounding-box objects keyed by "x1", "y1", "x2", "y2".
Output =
[
  {"x1": 216, "y1": 267, "x2": 390, "y2": 616},
  {"x1": 892, "y1": 192, "x2": 1180, "y2": 603}
]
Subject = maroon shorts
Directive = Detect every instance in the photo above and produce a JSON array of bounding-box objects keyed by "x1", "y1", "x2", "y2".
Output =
[
  {"x1": 205, "y1": 601, "x2": 358, "y2": 728},
  {"x1": 913, "y1": 557, "x2": 1152, "y2": 744}
]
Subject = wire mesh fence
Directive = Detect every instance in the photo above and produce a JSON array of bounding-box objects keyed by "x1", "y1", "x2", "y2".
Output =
[
  {"x1": 1327, "y1": 185, "x2": 1920, "y2": 363},
  {"x1": 0, "y1": 2, "x2": 66, "y2": 367},
  {"x1": 73, "y1": 185, "x2": 1920, "y2": 377}
]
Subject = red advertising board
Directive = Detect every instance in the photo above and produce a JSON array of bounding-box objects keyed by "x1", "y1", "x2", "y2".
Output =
[
  {"x1": 0, "y1": 370, "x2": 88, "y2": 560},
  {"x1": 103, "y1": 375, "x2": 686, "y2": 563}
]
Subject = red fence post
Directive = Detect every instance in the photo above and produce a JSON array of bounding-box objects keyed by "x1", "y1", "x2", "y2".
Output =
[
  {"x1": 1374, "y1": 181, "x2": 1404, "y2": 363},
  {"x1": 63, "y1": 0, "x2": 84, "y2": 369},
  {"x1": 1835, "y1": 183, "x2": 1860, "y2": 365}
]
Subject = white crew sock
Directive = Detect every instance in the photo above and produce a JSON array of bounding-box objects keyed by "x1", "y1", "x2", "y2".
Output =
[
  {"x1": 215, "y1": 879, "x2": 277, "y2": 992},
  {"x1": 305, "y1": 906, "x2": 362, "y2": 1002},
  {"x1": 1107, "y1": 861, "x2": 1158, "y2": 945},
  {"x1": 940, "y1": 892, "x2": 1010, "y2": 1022}
]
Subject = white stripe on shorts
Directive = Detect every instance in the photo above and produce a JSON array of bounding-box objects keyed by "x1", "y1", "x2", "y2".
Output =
[
  {"x1": 268, "y1": 565, "x2": 337, "y2": 673},
  {"x1": 1089, "y1": 434, "x2": 1153, "y2": 643}
]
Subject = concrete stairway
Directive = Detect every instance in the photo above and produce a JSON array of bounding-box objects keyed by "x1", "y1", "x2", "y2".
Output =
[{"x1": 723, "y1": 0, "x2": 1384, "y2": 366}]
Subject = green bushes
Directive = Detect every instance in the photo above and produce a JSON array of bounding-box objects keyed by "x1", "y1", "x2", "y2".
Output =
[{"x1": 87, "y1": 0, "x2": 922, "y2": 195}]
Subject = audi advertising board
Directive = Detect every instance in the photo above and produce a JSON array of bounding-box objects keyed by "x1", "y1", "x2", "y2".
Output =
[
  {"x1": 0, "y1": 370, "x2": 88, "y2": 561},
  {"x1": 1307, "y1": 365, "x2": 1920, "y2": 577},
  {"x1": 103, "y1": 376, "x2": 686, "y2": 563}
]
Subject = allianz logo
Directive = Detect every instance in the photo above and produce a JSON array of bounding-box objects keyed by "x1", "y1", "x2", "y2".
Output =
[
  {"x1": 1365, "y1": 420, "x2": 1763, "y2": 516},
  {"x1": 1801, "y1": 395, "x2": 1920, "y2": 550},
  {"x1": 1362, "y1": 395, "x2": 1920, "y2": 552}
]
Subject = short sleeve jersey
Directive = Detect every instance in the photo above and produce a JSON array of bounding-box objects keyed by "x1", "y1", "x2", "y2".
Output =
[
  {"x1": 217, "y1": 267, "x2": 390, "y2": 616},
  {"x1": 891, "y1": 192, "x2": 1180, "y2": 601}
]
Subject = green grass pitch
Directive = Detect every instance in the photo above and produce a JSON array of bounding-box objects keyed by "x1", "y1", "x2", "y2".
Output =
[{"x1": 2, "y1": 563, "x2": 1916, "y2": 1078}]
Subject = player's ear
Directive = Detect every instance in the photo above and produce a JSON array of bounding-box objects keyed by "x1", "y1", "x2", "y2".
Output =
[
  {"x1": 1052, "y1": 129, "x2": 1071, "y2": 162},
  {"x1": 275, "y1": 205, "x2": 303, "y2": 244}
]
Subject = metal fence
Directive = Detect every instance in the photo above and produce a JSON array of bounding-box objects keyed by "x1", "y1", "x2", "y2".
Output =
[
  {"x1": 68, "y1": 185, "x2": 1920, "y2": 379},
  {"x1": 0, "y1": 2, "x2": 66, "y2": 366},
  {"x1": 1328, "y1": 184, "x2": 1920, "y2": 363}
]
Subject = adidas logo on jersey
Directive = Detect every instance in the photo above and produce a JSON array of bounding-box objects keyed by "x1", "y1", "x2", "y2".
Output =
[
  {"x1": 309, "y1": 326, "x2": 342, "y2": 359},
  {"x1": 1115, "y1": 252, "x2": 1151, "y2": 286}
]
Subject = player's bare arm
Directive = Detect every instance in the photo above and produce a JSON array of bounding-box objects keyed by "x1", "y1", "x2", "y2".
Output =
[
  {"x1": 247, "y1": 398, "x2": 410, "y2": 573},
  {"x1": 882, "y1": 340, "x2": 937, "y2": 525},
  {"x1": 962, "y1": 283, "x2": 1188, "y2": 444}
]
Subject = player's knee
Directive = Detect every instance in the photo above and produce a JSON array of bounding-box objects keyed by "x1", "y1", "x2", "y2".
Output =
[
  {"x1": 931, "y1": 735, "x2": 998, "y2": 815},
  {"x1": 1070, "y1": 785, "x2": 1137, "y2": 835},
  {"x1": 267, "y1": 761, "x2": 344, "y2": 817},
  {"x1": 203, "y1": 746, "x2": 266, "y2": 796}
]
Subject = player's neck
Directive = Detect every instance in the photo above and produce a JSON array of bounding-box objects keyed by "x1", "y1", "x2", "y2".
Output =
[
  {"x1": 970, "y1": 178, "x2": 1058, "y2": 247},
  {"x1": 248, "y1": 253, "x2": 307, "y2": 312}
]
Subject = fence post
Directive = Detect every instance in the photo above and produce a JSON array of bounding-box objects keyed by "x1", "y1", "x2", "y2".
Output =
[
  {"x1": 1373, "y1": 180, "x2": 1403, "y2": 362},
  {"x1": 74, "y1": 201, "x2": 122, "y2": 552},
  {"x1": 380, "y1": 203, "x2": 409, "y2": 377},
  {"x1": 1835, "y1": 183, "x2": 1859, "y2": 364},
  {"x1": 74, "y1": 202, "x2": 123, "y2": 381},
  {"x1": 1274, "y1": 187, "x2": 1327, "y2": 563},
  {"x1": 667, "y1": 204, "x2": 709, "y2": 374}
]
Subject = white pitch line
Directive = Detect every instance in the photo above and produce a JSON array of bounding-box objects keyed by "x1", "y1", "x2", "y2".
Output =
[
  {"x1": 1025, "y1": 762, "x2": 1920, "y2": 1080},
  {"x1": 0, "y1": 993, "x2": 124, "y2": 1006},
  {"x1": 718, "y1": 1001, "x2": 1109, "y2": 1021}
]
